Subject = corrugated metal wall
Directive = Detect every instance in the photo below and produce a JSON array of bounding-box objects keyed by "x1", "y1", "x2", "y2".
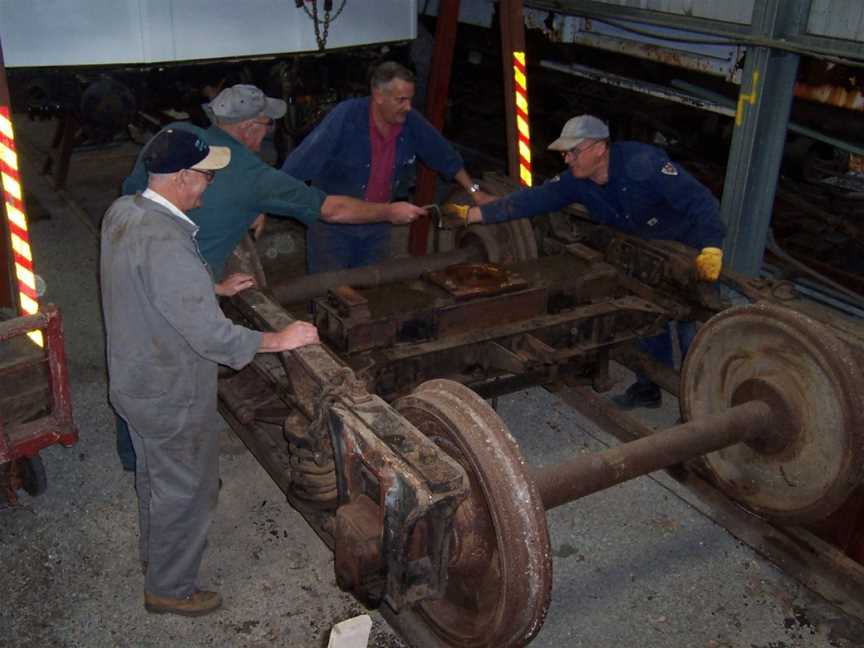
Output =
[
  {"x1": 582, "y1": 0, "x2": 754, "y2": 25},
  {"x1": 808, "y1": 0, "x2": 864, "y2": 42},
  {"x1": 0, "y1": 0, "x2": 418, "y2": 67}
]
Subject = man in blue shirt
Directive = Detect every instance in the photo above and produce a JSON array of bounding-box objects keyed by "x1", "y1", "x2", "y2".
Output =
[
  {"x1": 282, "y1": 61, "x2": 493, "y2": 273},
  {"x1": 450, "y1": 114, "x2": 725, "y2": 409}
]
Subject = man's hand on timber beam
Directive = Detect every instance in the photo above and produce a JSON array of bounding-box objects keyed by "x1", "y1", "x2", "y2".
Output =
[
  {"x1": 260, "y1": 321, "x2": 320, "y2": 352},
  {"x1": 215, "y1": 273, "x2": 257, "y2": 297}
]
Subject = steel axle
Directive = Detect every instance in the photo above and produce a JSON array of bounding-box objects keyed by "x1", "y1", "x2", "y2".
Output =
[{"x1": 531, "y1": 399, "x2": 776, "y2": 510}]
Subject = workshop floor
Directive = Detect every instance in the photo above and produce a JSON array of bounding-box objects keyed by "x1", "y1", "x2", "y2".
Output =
[{"x1": 2, "y1": 120, "x2": 863, "y2": 648}]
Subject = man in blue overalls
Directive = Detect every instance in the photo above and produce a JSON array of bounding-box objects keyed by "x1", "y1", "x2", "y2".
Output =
[{"x1": 449, "y1": 114, "x2": 725, "y2": 409}]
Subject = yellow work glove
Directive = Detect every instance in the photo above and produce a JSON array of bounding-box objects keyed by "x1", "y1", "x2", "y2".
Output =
[
  {"x1": 440, "y1": 202, "x2": 471, "y2": 229},
  {"x1": 695, "y1": 247, "x2": 723, "y2": 282}
]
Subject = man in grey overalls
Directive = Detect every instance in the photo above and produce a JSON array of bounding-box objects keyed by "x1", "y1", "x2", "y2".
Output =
[{"x1": 101, "y1": 129, "x2": 319, "y2": 616}]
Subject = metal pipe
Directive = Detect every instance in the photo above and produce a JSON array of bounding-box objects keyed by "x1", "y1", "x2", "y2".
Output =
[
  {"x1": 790, "y1": 281, "x2": 864, "y2": 320},
  {"x1": 531, "y1": 400, "x2": 773, "y2": 511},
  {"x1": 270, "y1": 245, "x2": 484, "y2": 304},
  {"x1": 610, "y1": 344, "x2": 680, "y2": 397},
  {"x1": 764, "y1": 229, "x2": 864, "y2": 311}
]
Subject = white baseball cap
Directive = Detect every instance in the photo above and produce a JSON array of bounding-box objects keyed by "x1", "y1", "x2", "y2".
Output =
[{"x1": 548, "y1": 114, "x2": 610, "y2": 151}]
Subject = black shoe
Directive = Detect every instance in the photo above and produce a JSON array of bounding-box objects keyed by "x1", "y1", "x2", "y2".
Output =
[
  {"x1": 611, "y1": 382, "x2": 662, "y2": 410},
  {"x1": 121, "y1": 462, "x2": 136, "y2": 473}
]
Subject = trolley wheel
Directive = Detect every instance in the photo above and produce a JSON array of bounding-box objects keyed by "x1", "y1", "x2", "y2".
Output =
[
  {"x1": 394, "y1": 380, "x2": 551, "y2": 648},
  {"x1": 681, "y1": 302, "x2": 864, "y2": 524},
  {"x1": 457, "y1": 220, "x2": 538, "y2": 264},
  {"x1": 21, "y1": 455, "x2": 48, "y2": 497}
]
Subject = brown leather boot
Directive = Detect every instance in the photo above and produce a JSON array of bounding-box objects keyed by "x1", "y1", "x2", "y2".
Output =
[{"x1": 144, "y1": 590, "x2": 222, "y2": 617}]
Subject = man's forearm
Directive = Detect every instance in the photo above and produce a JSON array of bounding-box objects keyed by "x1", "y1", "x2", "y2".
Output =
[
  {"x1": 320, "y1": 195, "x2": 389, "y2": 224},
  {"x1": 453, "y1": 169, "x2": 474, "y2": 193},
  {"x1": 319, "y1": 195, "x2": 424, "y2": 225},
  {"x1": 454, "y1": 168, "x2": 495, "y2": 206}
]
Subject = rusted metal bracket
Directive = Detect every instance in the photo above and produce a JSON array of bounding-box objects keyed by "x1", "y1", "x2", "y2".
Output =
[{"x1": 329, "y1": 394, "x2": 467, "y2": 609}]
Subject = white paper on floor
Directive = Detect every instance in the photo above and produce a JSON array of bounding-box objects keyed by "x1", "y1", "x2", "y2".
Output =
[{"x1": 327, "y1": 614, "x2": 372, "y2": 648}]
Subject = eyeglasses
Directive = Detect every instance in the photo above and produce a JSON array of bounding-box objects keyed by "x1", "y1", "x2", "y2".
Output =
[
  {"x1": 561, "y1": 140, "x2": 601, "y2": 160},
  {"x1": 252, "y1": 118, "x2": 274, "y2": 133},
  {"x1": 188, "y1": 168, "x2": 216, "y2": 183}
]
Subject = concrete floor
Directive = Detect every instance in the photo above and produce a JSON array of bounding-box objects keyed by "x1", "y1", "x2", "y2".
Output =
[{"x1": 2, "y1": 121, "x2": 863, "y2": 648}]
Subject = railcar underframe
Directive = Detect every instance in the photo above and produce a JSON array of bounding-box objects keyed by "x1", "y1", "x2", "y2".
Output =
[{"x1": 216, "y1": 175, "x2": 864, "y2": 647}]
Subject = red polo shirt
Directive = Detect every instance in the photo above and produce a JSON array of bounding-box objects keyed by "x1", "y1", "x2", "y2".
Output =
[{"x1": 364, "y1": 113, "x2": 403, "y2": 203}]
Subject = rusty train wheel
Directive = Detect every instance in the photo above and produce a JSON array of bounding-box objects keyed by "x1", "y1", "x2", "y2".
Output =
[
  {"x1": 681, "y1": 302, "x2": 864, "y2": 524},
  {"x1": 394, "y1": 380, "x2": 551, "y2": 648}
]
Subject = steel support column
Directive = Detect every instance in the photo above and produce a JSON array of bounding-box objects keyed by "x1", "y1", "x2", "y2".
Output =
[
  {"x1": 408, "y1": 0, "x2": 460, "y2": 257},
  {"x1": 720, "y1": 0, "x2": 808, "y2": 276},
  {"x1": 499, "y1": 0, "x2": 526, "y2": 182}
]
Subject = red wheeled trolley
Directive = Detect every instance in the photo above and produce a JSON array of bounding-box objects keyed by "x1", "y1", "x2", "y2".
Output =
[{"x1": 0, "y1": 305, "x2": 77, "y2": 504}]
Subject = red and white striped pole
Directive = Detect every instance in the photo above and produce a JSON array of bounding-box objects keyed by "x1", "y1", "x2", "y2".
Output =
[
  {"x1": 512, "y1": 50, "x2": 532, "y2": 187},
  {"x1": 0, "y1": 39, "x2": 42, "y2": 346},
  {"x1": 500, "y1": 0, "x2": 532, "y2": 187}
]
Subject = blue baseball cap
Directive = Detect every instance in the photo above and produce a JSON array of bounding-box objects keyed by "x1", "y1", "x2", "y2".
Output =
[{"x1": 143, "y1": 129, "x2": 230, "y2": 174}]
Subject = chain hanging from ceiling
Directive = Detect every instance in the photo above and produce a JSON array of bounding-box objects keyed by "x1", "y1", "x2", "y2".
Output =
[{"x1": 294, "y1": 0, "x2": 348, "y2": 52}]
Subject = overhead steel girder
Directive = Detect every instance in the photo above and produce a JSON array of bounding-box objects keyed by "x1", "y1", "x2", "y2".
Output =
[
  {"x1": 524, "y1": 0, "x2": 864, "y2": 61},
  {"x1": 523, "y1": 0, "x2": 758, "y2": 40}
]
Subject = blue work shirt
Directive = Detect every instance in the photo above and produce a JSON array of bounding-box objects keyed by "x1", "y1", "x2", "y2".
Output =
[
  {"x1": 123, "y1": 122, "x2": 326, "y2": 280},
  {"x1": 282, "y1": 97, "x2": 464, "y2": 200},
  {"x1": 281, "y1": 98, "x2": 465, "y2": 272},
  {"x1": 481, "y1": 141, "x2": 724, "y2": 250}
]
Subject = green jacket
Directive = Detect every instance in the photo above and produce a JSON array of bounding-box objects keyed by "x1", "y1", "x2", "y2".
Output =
[{"x1": 123, "y1": 123, "x2": 326, "y2": 280}]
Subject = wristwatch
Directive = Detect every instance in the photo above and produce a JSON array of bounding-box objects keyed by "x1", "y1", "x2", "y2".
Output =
[{"x1": 468, "y1": 183, "x2": 480, "y2": 194}]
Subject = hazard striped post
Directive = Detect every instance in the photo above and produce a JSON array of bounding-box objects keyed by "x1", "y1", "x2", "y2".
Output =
[
  {"x1": 0, "y1": 39, "x2": 42, "y2": 346},
  {"x1": 500, "y1": 0, "x2": 532, "y2": 186},
  {"x1": 512, "y1": 51, "x2": 532, "y2": 187}
]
